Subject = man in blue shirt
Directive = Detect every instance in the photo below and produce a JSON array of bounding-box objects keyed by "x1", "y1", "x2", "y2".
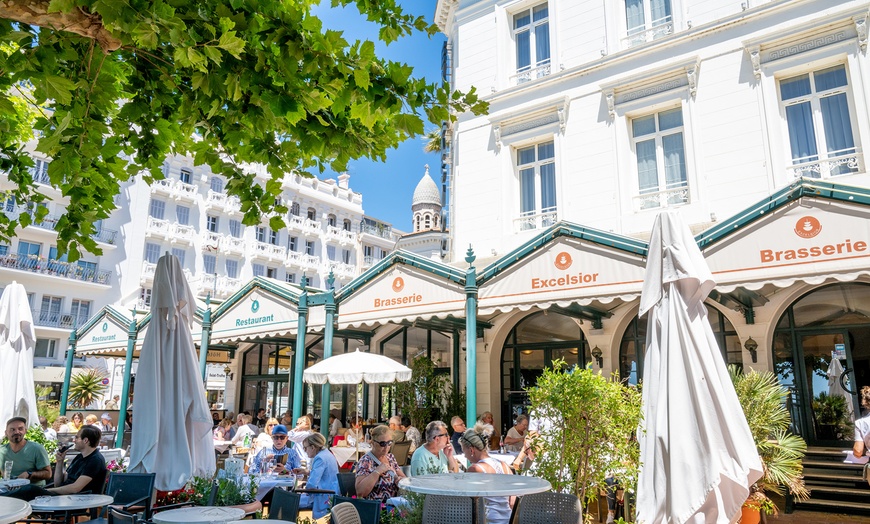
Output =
[{"x1": 249, "y1": 425, "x2": 301, "y2": 475}]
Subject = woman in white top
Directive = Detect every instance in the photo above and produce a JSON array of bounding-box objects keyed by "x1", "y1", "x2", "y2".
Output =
[
  {"x1": 853, "y1": 386, "x2": 870, "y2": 458},
  {"x1": 459, "y1": 422, "x2": 514, "y2": 524}
]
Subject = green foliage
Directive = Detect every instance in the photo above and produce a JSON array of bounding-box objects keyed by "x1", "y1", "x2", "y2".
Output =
[
  {"x1": 527, "y1": 361, "x2": 643, "y2": 505},
  {"x1": 0, "y1": 0, "x2": 488, "y2": 259},
  {"x1": 1, "y1": 424, "x2": 58, "y2": 459},
  {"x1": 185, "y1": 474, "x2": 258, "y2": 506},
  {"x1": 36, "y1": 385, "x2": 60, "y2": 423},
  {"x1": 395, "y1": 356, "x2": 451, "y2": 429},
  {"x1": 67, "y1": 368, "x2": 109, "y2": 409},
  {"x1": 812, "y1": 392, "x2": 853, "y2": 439},
  {"x1": 729, "y1": 366, "x2": 808, "y2": 510}
]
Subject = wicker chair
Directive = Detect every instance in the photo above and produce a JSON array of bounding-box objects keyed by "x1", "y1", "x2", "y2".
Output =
[
  {"x1": 514, "y1": 492, "x2": 582, "y2": 524},
  {"x1": 331, "y1": 502, "x2": 362, "y2": 524},
  {"x1": 422, "y1": 494, "x2": 473, "y2": 524}
]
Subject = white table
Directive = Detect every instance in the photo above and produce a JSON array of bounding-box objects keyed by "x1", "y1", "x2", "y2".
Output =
[
  {"x1": 228, "y1": 520, "x2": 289, "y2": 524},
  {"x1": 30, "y1": 494, "x2": 115, "y2": 524},
  {"x1": 255, "y1": 476, "x2": 297, "y2": 501},
  {"x1": 330, "y1": 446, "x2": 357, "y2": 466},
  {"x1": 152, "y1": 506, "x2": 245, "y2": 524},
  {"x1": 399, "y1": 473, "x2": 551, "y2": 524},
  {"x1": 0, "y1": 497, "x2": 31, "y2": 524},
  {"x1": 214, "y1": 440, "x2": 234, "y2": 453}
]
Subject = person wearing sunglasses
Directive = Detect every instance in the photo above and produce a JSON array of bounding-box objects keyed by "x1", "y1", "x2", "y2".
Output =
[
  {"x1": 299, "y1": 433, "x2": 340, "y2": 519},
  {"x1": 354, "y1": 424, "x2": 406, "y2": 501},
  {"x1": 460, "y1": 422, "x2": 514, "y2": 524},
  {"x1": 410, "y1": 420, "x2": 459, "y2": 476},
  {"x1": 249, "y1": 424, "x2": 302, "y2": 475}
]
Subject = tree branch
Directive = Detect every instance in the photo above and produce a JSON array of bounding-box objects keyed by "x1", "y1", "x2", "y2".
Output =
[{"x1": 0, "y1": 0, "x2": 122, "y2": 52}]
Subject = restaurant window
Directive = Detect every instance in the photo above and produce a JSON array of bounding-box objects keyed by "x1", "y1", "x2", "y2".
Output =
[
  {"x1": 516, "y1": 140, "x2": 556, "y2": 231},
  {"x1": 149, "y1": 199, "x2": 165, "y2": 220},
  {"x1": 631, "y1": 107, "x2": 688, "y2": 210},
  {"x1": 512, "y1": 3, "x2": 550, "y2": 85},
  {"x1": 240, "y1": 343, "x2": 296, "y2": 417}
]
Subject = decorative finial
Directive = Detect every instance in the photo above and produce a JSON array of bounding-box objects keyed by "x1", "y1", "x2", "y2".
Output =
[
  {"x1": 327, "y1": 270, "x2": 335, "y2": 289},
  {"x1": 300, "y1": 275, "x2": 308, "y2": 289},
  {"x1": 424, "y1": 164, "x2": 429, "y2": 176},
  {"x1": 465, "y1": 244, "x2": 475, "y2": 265}
]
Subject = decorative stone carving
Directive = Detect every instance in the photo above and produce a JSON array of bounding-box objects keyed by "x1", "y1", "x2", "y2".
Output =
[
  {"x1": 605, "y1": 90, "x2": 615, "y2": 120},
  {"x1": 856, "y1": 14, "x2": 868, "y2": 53},
  {"x1": 748, "y1": 45, "x2": 761, "y2": 79}
]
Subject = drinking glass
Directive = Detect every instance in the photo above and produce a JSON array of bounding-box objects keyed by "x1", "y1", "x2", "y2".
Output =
[{"x1": 3, "y1": 461, "x2": 12, "y2": 480}]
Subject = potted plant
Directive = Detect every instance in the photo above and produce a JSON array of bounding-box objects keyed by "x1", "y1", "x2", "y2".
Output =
[
  {"x1": 812, "y1": 392, "x2": 853, "y2": 440},
  {"x1": 156, "y1": 474, "x2": 262, "y2": 515},
  {"x1": 729, "y1": 366, "x2": 809, "y2": 523}
]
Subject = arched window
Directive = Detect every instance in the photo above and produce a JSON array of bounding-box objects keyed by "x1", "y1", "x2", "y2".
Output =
[
  {"x1": 307, "y1": 207, "x2": 316, "y2": 220},
  {"x1": 327, "y1": 214, "x2": 336, "y2": 227},
  {"x1": 424, "y1": 214, "x2": 431, "y2": 229},
  {"x1": 343, "y1": 219, "x2": 351, "y2": 231},
  {"x1": 290, "y1": 202, "x2": 300, "y2": 216},
  {"x1": 415, "y1": 216, "x2": 421, "y2": 231}
]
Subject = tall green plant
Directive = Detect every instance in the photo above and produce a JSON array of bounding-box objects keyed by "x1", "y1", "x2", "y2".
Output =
[
  {"x1": 395, "y1": 356, "x2": 451, "y2": 429},
  {"x1": 729, "y1": 366, "x2": 808, "y2": 512},
  {"x1": 68, "y1": 369, "x2": 109, "y2": 409},
  {"x1": 35, "y1": 385, "x2": 59, "y2": 423},
  {"x1": 528, "y1": 361, "x2": 643, "y2": 504}
]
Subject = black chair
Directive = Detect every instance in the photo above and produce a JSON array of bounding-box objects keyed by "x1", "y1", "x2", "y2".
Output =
[
  {"x1": 332, "y1": 495, "x2": 380, "y2": 524},
  {"x1": 269, "y1": 487, "x2": 301, "y2": 521},
  {"x1": 96, "y1": 472, "x2": 156, "y2": 522},
  {"x1": 107, "y1": 507, "x2": 137, "y2": 524},
  {"x1": 337, "y1": 472, "x2": 357, "y2": 497},
  {"x1": 390, "y1": 440, "x2": 411, "y2": 466}
]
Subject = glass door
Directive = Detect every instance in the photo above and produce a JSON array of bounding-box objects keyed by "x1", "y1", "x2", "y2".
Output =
[{"x1": 798, "y1": 331, "x2": 855, "y2": 444}]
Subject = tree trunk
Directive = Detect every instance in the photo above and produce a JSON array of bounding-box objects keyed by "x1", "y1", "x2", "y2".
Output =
[{"x1": 0, "y1": 0, "x2": 122, "y2": 51}]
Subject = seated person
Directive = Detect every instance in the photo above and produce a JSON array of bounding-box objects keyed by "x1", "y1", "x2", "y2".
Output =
[
  {"x1": 345, "y1": 417, "x2": 364, "y2": 446},
  {"x1": 0, "y1": 417, "x2": 52, "y2": 486},
  {"x1": 230, "y1": 414, "x2": 257, "y2": 447},
  {"x1": 410, "y1": 421, "x2": 459, "y2": 476},
  {"x1": 355, "y1": 425, "x2": 406, "y2": 502},
  {"x1": 299, "y1": 433, "x2": 339, "y2": 519},
  {"x1": 249, "y1": 424, "x2": 302, "y2": 475},
  {"x1": 388, "y1": 416, "x2": 406, "y2": 444},
  {"x1": 504, "y1": 414, "x2": 529, "y2": 453},
  {"x1": 1, "y1": 426, "x2": 107, "y2": 501},
  {"x1": 401, "y1": 415, "x2": 421, "y2": 452}
]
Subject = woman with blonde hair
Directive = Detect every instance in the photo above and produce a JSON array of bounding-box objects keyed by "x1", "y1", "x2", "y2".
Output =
[
  {"x1": 460, "y1": 422, "x2": 514, "y2": 524},
  {"x1": 355, "y1": 424, "x2": 406, "y2": 501},
  {"x1": 53, "y1": 416, "x2": 69, "y2": 433},
  {"x1": 213, "y1": 417, "x2": 233, "y2": 440},
  {"x1": 852, "y1": 385, "x2": 870, "y2": 458},
  {"x1": 68, "y1": 412, "x2": 84, "y2": 432},
  {"x1": 299, "y1": 432, "x2": 340, "y2": 518},
  {"x1": 84, "y1": 414, "x2": 99, "y2": 426}
]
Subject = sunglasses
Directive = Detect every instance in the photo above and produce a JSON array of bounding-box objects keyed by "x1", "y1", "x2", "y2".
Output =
[
  {"x1": 272, "y1": 435, "x2": 288, "y2": 440},
  {"x1": 373, "y1": 439, "x2": 393, "y2": 447},
  {"x1": 435, "y1": 433, "x2": 448, "y2": 439}
]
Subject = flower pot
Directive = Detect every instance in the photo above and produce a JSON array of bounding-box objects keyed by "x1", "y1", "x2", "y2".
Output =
[{"x1": 740, "y1": 504, "x2": 761, "y2": 524}]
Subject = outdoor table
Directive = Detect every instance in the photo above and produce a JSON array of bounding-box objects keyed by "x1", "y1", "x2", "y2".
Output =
[
  {"x1": 255, "y1": 476, "x2": 297, "y2": 501},
  {"x1": 0, "y1": 478, "x2": 29, "y2": 493},
  {"x1": 399, "y1": 473, "x2": 551, "y2": 524},
  {"x1": 227, "y1": 520, "x2": 290, "y2": 524},
  {"x1": 330, "y1": 446, "x2": 357, "y2": 467},
  {"x1": 0, "y1": 497, "x2": 31, "y2": 524},
  {"x1": 214, "y1": 440, "x2": 234, "y2": 453},
  {"x1": 152, "y1": 506, "x2": 245, "y2": 524},
  {"x1": 30, "y1": 494, "x2": 114, "y2": 524}
]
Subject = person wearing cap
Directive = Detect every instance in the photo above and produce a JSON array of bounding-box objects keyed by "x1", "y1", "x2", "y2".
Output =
[
  {"x1": 249, "y1": 424, "x2": 302, "y2": 475},
  {"x1": 98, "y1": 414, "x2": 114, "y2": 432}
]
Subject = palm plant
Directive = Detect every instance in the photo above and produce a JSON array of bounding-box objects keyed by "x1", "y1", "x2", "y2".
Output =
[
  {"x1": 68, "y1": 368, "x2": 109, "y2": 409},
  {"x1": 729, "y1": 366, "x2": 809, "y2": 513},
  {"x1": 422, "y1": 127, "x2": 442, "y2": 153}
]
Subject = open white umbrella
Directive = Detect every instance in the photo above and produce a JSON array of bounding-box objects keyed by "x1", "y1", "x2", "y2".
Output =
[
  {"x1": 636, "y1": 211, "x2": 763, "y2": 524},
  {"x1": 303, "y1": 349, "x2": 412, "y2": 385},
  {"x1": 827, "y1": 357, "x2": 854, "y2": 422},
  {"x1": 0, "y1": 281, "x2": 39, "y2": 427},
  {"x1": 127, "y1": 253, "x2": 215, "y2": 490}
]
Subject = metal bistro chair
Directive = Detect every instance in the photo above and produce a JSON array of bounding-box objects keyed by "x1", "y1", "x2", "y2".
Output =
[
  {"x1": 107, "y1": 507, "x2": 137, "y2": 524},
  {"x1": 390, "y1": 440, "x2": 411, "y2": 467},
  {"x1": 514, "y1": 492, "x2": 582, "y2": 524},
  {"x1": 337, "y1": 472, "x2": 357, "y2": 497},
  {"x1": 331, "y1": 502, "x2": 362, "y2": 524},
  {"x1": 331, "y1": 495, "x2": 380, "y2": 524},
  {"x1": 268, "y1": 487, "x2": 301, "y2": 522},
  {"x1": 422, "y1": 494, "x2": 473, "y2": 524}
]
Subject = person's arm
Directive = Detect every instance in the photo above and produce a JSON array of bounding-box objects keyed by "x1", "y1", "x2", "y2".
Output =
[
  {"x1": 443, "y1": 444, "x2": 459, "y2": 473},
  {"x1": 49, "y1": 474, "x2": 92, "y2": 495},
  {"x1": 52, "y1": 450, "x2": 68, "y2": 486},
  {"x1": 307, "y1": 455, "x2": 325, "y2": 487},
  {"x1": 503, "y1": 428, "x2": 523, "y2": 446},
  {"x1": 854, "y1": 440, "x2": 865, "y2": 458},
  {"x1": 26, "y1": 465, "x2": 53, "y2": 482},
  {"x1": 354, "y1": 458, "x2": 390, "y2": 498}
]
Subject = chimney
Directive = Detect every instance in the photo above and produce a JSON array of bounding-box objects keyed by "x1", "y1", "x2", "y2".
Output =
[{"x1": 338, "y1": 173, "x2": 350, "y2": 189}]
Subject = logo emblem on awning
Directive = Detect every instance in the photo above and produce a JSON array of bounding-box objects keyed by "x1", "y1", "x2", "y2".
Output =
[
  {"x1": 251, "y1": 299, "x2": 260, "y2": 313},
  {"x1": 392, "y1": 277, "x2": 405, "y2": 292},
  {"x1": 794, "y1": 216, "x2": 822, "y2": 239},
  {"x1": 554, "y1": 252, "x2": 573, "y2": 270}
]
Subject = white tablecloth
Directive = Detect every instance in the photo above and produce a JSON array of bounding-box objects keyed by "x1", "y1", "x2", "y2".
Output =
[
  {"x1": 254, "y1": 476, "x2": 297, "y2": 501},
  {"x1": 214, "y1": 440, "x2": 234, "y2": 453},
  {"x1": 0, "y1": 478, "x2": 29, "y2": 493},
  {"x1": 30, "y1": 494, "x2": 114, "y2": 512},
  {"x1": 330, "y1": 446, "x2": 357, "y2": 466},
  {"x1": 399, "y1": 473, "x2": 550, "y2": 497}
]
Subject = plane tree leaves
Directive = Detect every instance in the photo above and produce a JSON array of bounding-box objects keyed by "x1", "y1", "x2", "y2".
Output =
[{"x1": 0, "y1": 0, "x2": 487, "y2": 260}]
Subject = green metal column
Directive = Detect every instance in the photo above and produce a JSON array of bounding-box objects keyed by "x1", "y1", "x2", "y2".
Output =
[
  {"x1": 464, "y1": 246, "x2": 478, "y2": 425},
  {"x1": 452, "y1": 329, "x2": 460, "y2": 392},
  {"x1": 292, "y1": 277, "x2": 309, "y2": 422},
  {"x1": 59, "y1": 330, "x2": 77, "y2": 416},
  {"x1": 319, "y1": 272, "x2": 336, "y2": 438},
  {"x1": 116, "y1": 314, "x2": 138, "y2": 448},
  {"x1": 199, "y1": 296, "x2": 212, "y2": 381}
]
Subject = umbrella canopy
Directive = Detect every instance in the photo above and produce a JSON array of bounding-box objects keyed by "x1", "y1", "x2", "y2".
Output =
[
  {"x1": 303, "y1": 349, "x2": 412, "y2": 385},
  {"x1": 127, "y1": 253, "x2": 215, "y2": 490},
  {"x1": 0, "y1": 282, "x2": 39, "y2": 427},
  {"x1": 827, "y1": 357, "x2": 854, "y2": 422},
  {"x1": 636, "y1": 211, "x2": 762, "y2": 524}
]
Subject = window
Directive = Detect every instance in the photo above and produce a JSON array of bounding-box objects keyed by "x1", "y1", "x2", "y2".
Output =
[
  {"x1": 77, "y1": 261, "x2": 97, "y2": 279},
  {"x1": 176, "y1": 205, "x2": 190, "y2": 225},
  {"x1": 226, "y1": 259, "x2": 239, "y2": 278},
  {"x1": 307, "y1": 207, "x2": 316, "y2": 220},
  {"x1": 516, "y1": 141, "x2": 557, "y2": 230},
  {"x1": 48, "y1": 246, "x2": 68, "y2": 262},
  {"x1": 327, "y1": 214, "x2": 336, "y2": 227},
  {"x1": 266, "y1": 267, "x2": 278, "y2": 279},
  {"x1": 179, "y1": 168, "x2": 192, "y2": 184},
  {"x1": 256, "y1": 227, "x2": 267, "y2": 243},
  {"x1": 252, "y1": 263, "x2": 265, "y2": 277},
  {"x1": 342, "y1": 249, "x2": 351, "y2": 264},
  {"x1": 149, "y1": 199, "x2": 166, "y2": 219},
  {"x1": 171, "y1": 247, "x2": 186, "y2": 266},
  {"x1": 780, "y1": 64, "x2": 858, "y2": 178},
  {"x1": 144, "y1": 243, "x2": 161, "y2": 264},
  {"x1": 624, "y1": 0, "x2": 673, "y2": 47},
  {"x1": 631, "y1": 107, "x2": 688, "y2": 209},
  {"x1": 210, "y1": 176, "x2": 224, "y2": 193},
  {"x1": 229, "y1": 219, "x2": 242, "y2": 238},
  {"x1": 206, "y1": 215, "x2": 219, "y2": 233},
  {"x1": 1, "y1": 194, "x2": 14, "y2": 212},
  {"x1": 34, "y1": 339, "x2": 57, "y2": 359},
  {"x1": 70, "y1": 299, "x2": 91, "y2": 327},
  {"x1": 40, "y1": 296, "x2": 62, "y2": 325},
  {"x1": 327, "y1": 245, "x2": 336, "y2": 261},
  {"x1": 305, "y1": 241, "x2": 315, "y2": 256},
  {"x1": 269, "y1": 229, "x2": 279, "y2": 246},
  {"x1": 288, "y1": 236, "x2": 298, "y2": 252},
  {"x1": 343, "y1": 219, "x2": 351, "y2": 231},
  {"x1": 18, "y1": 240, "x2": 41, "y2": 257},
  {"x1": 140, "y1": 287, "x2": 152, "y2": 307},
  {"x1": 203, "y1": 254, "x2": 216, "y2": 274},
  {"x1": 513, "y1": 3, "x2": 550, "y2": 84},
  {"x1": 31, "y1": 159, "x2": 49, "y2": 184},
  {"x1": 0, "y1": 245, "x2": 7, "y2": 256},
  {"x1": 290, "y1": 202, "x2": 300, "y2": 216},
  {"x1": 286, "y1": 273, "x2": 296, "y2": 284}
]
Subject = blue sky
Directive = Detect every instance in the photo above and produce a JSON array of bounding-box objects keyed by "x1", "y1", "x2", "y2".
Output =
[{"x1": 313, "y1": 1, "x2": 445, "y2": 232}]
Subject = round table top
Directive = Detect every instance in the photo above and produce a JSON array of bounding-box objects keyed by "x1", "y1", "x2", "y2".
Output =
[
  {"x1": 152, "y1": 506, "x2": 246, "y2": 524},
  {"x1": 227, "y1": 520, "x2": 289, "y2": 524},
  {"x1": 399, "y1": 473, "x2": 551, "y2": 497},
  {"x1": 30, "y1": 494, "x2": 114, "y2": 511},
  {"x1": 0, "y1": 497, "x2": 31, "y2": 524}
]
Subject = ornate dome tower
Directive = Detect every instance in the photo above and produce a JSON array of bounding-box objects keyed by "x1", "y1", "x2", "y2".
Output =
[{"x1": 411, "y1": 165, "x2": 442, "y2": 233}]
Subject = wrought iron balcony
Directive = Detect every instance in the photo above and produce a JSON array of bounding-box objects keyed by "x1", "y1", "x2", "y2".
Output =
[
  {"x1": 32, "y1": 308, "x2": 83, "y2": 329},
  {"x1": 787, "y1": 151, "x2": 864, "y2": 180},
  {"x1": 622, "y1": 18, "x2": 674, "y2": 48},
  {"x1": 633, "y1": 185, "x2": 689, "y2": 212},
  {"x1": 0, "y1": 254, "x2": 111, "y2": 284},
  {"x1": 514, "y1": 206, "x2": 558, "y2": 232},
  {"x1": 511, "y1": 61, "x2": 551, "y2": 86}
]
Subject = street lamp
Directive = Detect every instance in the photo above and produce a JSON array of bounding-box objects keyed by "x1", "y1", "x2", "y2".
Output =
[{"x1": 591, "y1": 346, "x2": 603, "y2": 368}]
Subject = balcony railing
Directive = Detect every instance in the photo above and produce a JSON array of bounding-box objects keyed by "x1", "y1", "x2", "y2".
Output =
[
  {"x1": 633, "y1": 185, "x2": 689, "y2": 211},
  {"x1": 514, "y1": 206, "x2": 558, "y2": 232},
  {"x1": 32, "y1": 309, "x2": 84, "y2": 329},
  {"x1": 287, "y1": 215, "x2": 321, "y2": 234},
  {"x1": 324, "y1": 262, "x2": 356, "y2": 280},
  {"x1": 252, "y1": 241, "x2": 286, "y2": 261},
  {"x1": 140, "y1": 261, "x2": 156, "y2": 285},
  {"x1": 151, "y1": 178, "x2": 198, "y2": 201},
  {"x1": 285, "y1": 252, "x2": 320, "y2": 270},
  {"x1": 0, "y1": 254, "x2": 111, "y2": 284},
  {"x1": 511, "y1": 61, "x2": 551, "y2": 86},
  {"x1": 787, "y1": 150, "x2": 864, "y2": 180},
  {"x1": 220, "y1": 236, "x2": 245, "y2": 255},
  {"x1": 29, "y1": 164, "x2": 51, "y2": 185},
  {"x1": 3, "y1": 206, "x2": 117, "y2": 245},
  {"x1": 93, "y1": 228, "x2": 118, "y2": 245},
  {"x1": 622, "y1": 17, "x2": 674, "y2": 48},
  {"x1": 204, "y1": 190, "x2": 241, "y2": 214},
  {"x1": 202, "y1": 231, "x2": 222, "y2": 250},
  {"x1": 325, "y1": 225, "x2": 356, "y2": 245},
  {"x1": 359, "y1": 223, "x2": 394, "y2": 239},
  {"x1": 146, "y1": 217, "x2": 195, "y2": 243}
]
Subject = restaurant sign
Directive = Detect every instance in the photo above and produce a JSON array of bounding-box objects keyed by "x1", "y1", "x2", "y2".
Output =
[
  {"x1": 210, "y1": 290, "x2": 298, "y2": 343},
  {"x1": 77, "y1": 316, "x2": 130, "y2": 353}
]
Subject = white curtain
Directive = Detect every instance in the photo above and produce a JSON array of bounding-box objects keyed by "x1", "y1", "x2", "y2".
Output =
[
  {"x1": 520, "y1": 168, "x2": 535, "y2": 214},
  {"x1": 625, "y1": 0, "x2": 645, "y2": 32},
  {"x1": 636, "y1": 140, "x2": 658, "y2": 193},
  {"x1": 785, "y1": 102, "x2": 818, "y2": 165},
  {"x1": 535, "y1": 23, "x2": 550, "y2": 66},
  {"x1": 651, "y1": 0, "x2": 672, "y2": 24}
]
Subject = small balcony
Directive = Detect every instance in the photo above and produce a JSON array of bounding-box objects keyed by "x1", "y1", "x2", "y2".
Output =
[
  {"x1": 32, "y1": 309, "x2": 83, "y2": 329},
  {"x1": 511, "y1": 61, "x2": 551, "y2": 86},
  {"x1": 362, "y1": 255, "x2": 375, "y2": 269},
  {"x1": 325, "y1": 226, "x2": 356, "y2": 245},
  {"x1": 220, "y1": 236, "x2": 246, "y2": 256},
  {"x1": 0, "y1": 254, "x2": 111, "y2": 284},
  {"x1": 140, "y1": 261, "x2": 156, "y2": 285},
  {"x1": 633, "y1": 185, "x2": 689, "y2": 212},
  {"x1": 251, "y1": 241, "x2": 286, "y2": 262},
  {"x1": 514, "y1": 206, "x2": 558, "y2": 232},
  {"x1": 145, "y1": 217, "x2": 195, "y2": 244},
  {"x1": 287, "y1": 215, "x2": 321, "y2": 235},
  {"x1": 150, "y1": 178, "x2": 198, "y2": 202},
  {"x1": 201, "y1": 231, "x2": 222, "y2": 251},
  {"x1": 324, "y1": 262, "x2": 356, "y2": 280},
  {"x1": 207, "y1": 275, "x2": 242, "y2": 299},
  {"x1": 622, "y1": 17, "x2": 674, "y2": 49},
  {"x1": 204, "y1": 190, "x2": 241, "y2": 214},
  {"x1": 787, "y1": 150, "x2": 864, "y2": 180},
  {"x1": 285, "y1": 252, "x2": 320, "y2": 271}
]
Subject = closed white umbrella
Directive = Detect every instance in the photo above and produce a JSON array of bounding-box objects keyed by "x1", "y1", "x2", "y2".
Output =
[
  {"x1": 303, "y1": 349, "x2": 412, "y2": 385},
  {"x1": 827, "y1": 357, "x2": 854, "y2": 422},
  {"x1": 636, "y1": 211, "x2": 763, "y2": 524},
  {"x1": 0, "y1": 281, "x2": 39, "y2": 427},
  {"x1": 127, "y1": 253, "x2": 215, "y2": 490}
]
